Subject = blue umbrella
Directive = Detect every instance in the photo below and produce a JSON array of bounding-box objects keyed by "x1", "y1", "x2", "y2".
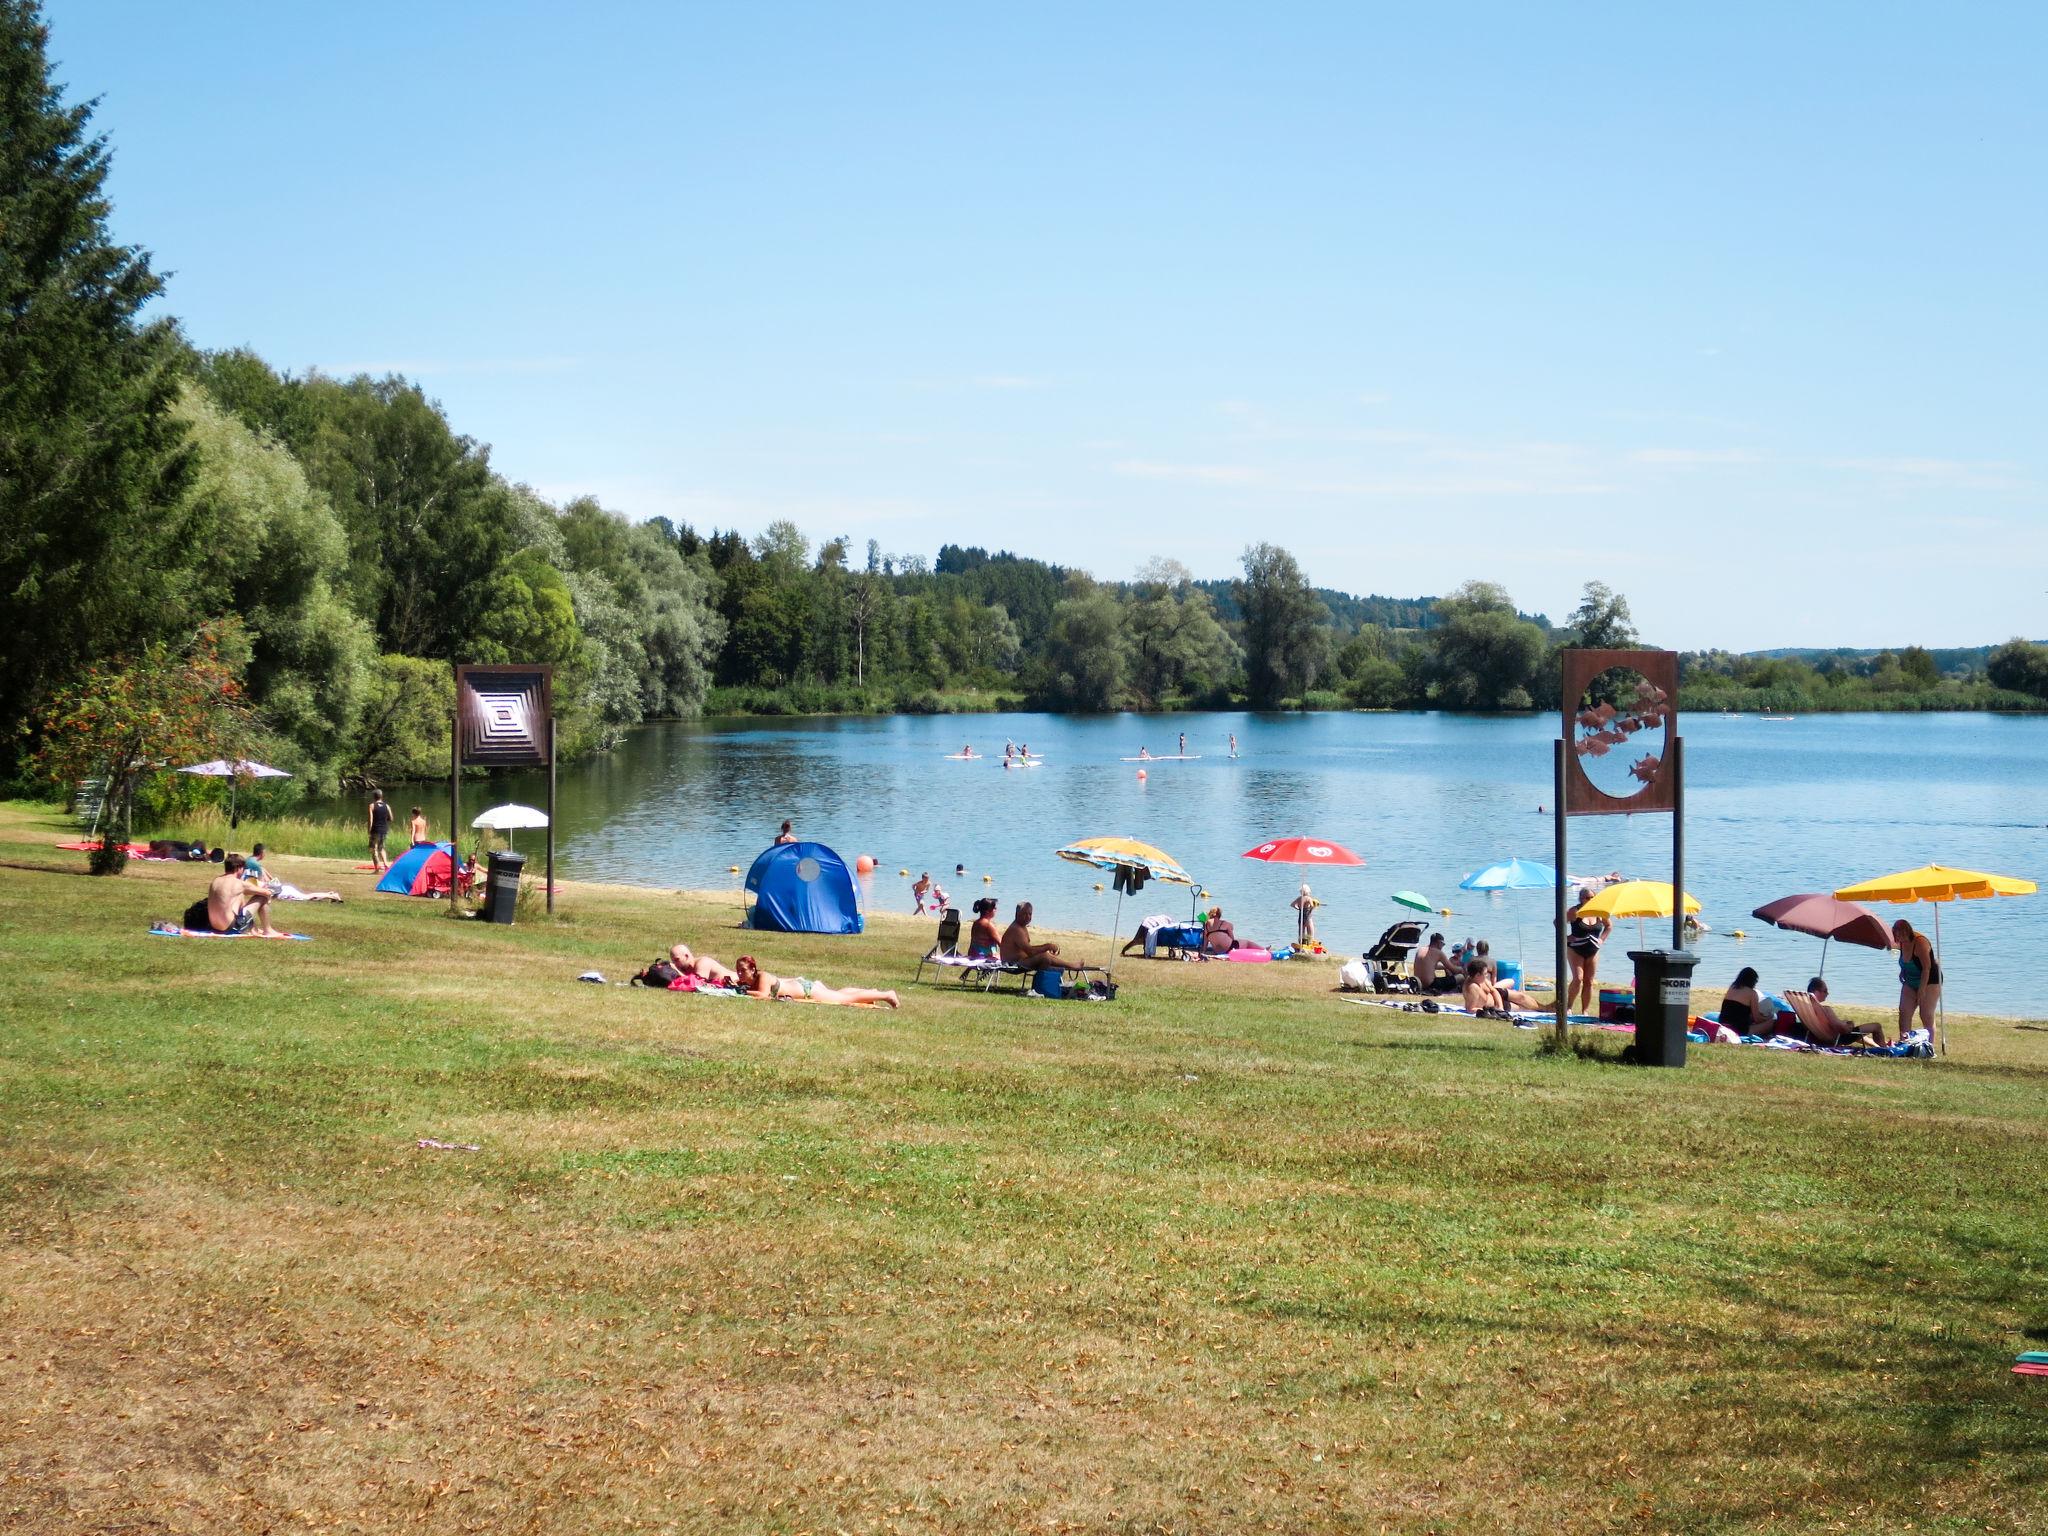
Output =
[
  {"x1": 1459, "y1": 857, "x2": 1557, "y2": 891},
  {"x1": 1458, "y1": 858, "x2": 1559, "y2": 972}
]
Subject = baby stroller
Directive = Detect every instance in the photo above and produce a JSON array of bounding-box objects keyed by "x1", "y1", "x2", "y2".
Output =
[{"x1": 1361, "y1": 918, "x2": 1429, "y2": 993}]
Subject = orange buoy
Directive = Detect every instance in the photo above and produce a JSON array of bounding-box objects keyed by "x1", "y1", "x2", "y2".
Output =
[
  {"x1": 855, "y1": 854, "x2": 875, "y2": 874},
  {"x1": 1136, "y1": 768, "x2": 1148, "y2": 780}
]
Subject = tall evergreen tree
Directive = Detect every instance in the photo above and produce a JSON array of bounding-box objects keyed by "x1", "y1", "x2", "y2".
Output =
[{"x1": 0, "y1": 1, "x2": 192, "y2": 768}]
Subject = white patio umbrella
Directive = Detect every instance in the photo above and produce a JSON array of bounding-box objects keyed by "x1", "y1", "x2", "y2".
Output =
[
  {"x1": 471, "y1": 802, "x2": 550, "y2": 851},
  {"x1": 177, "y1": 758, "x2": 291, "y2": 828}
]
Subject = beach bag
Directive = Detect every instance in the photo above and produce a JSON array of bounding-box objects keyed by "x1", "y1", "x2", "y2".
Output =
[
  {"x1": 181, "y1": 898, "x2": 210, "y2": 932},
  {"x1": 1338, "y1": 959, "x2": 1371, "y2": 992},
  {"x1": 632, "y1": 959, "x2": 683, "y2": 988}
]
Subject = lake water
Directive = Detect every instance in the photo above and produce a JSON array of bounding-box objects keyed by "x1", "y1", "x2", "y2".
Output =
[{"x1": 323, "y1": 712, "x2": 2048, "y2": 1015}]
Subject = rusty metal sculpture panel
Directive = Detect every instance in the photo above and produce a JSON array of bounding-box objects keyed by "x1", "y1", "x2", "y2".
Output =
[{"x1": 1561, "y1": 648, "x2": 1678, "y2": 816}]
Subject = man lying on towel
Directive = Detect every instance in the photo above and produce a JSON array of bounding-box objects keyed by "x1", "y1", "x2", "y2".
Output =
[{"x1": 181, "y1": 853, "x2": 284, "y2": 937}]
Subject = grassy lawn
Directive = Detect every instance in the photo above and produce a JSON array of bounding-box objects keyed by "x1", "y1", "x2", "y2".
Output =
[{"x1": 1, "y1": 799, "x2": 2043, "y2": 1534}]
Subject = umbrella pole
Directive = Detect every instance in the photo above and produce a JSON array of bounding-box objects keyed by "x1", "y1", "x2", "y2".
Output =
[
  {"x1": 1818, "y1": 934, "x2": 1829, "y2": 979},
  {"x1": 229, "y1": 778, "x2": 238, "y2": 832},
  {"x1": 1933, "y1": 904, "x2": 1944, "y2": 1056},
  {"x1": 1107, "y1": 886, "x2": 1125, "y2": 981}
]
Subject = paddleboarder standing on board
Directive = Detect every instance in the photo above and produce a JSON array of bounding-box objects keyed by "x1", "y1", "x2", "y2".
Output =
[{"x1": 1178, "y1": 731, "x2": 1185, "y2": 756}]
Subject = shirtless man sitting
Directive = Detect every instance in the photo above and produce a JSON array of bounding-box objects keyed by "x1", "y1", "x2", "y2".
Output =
[
  {"x1": 1461, "y1": 959, "x2": 1540, "y2": 1013},
  {"x1": 1805, "y1": 976, "x2": 1883, "y2": 1046},
  {"x1": 669, "y1": 943, "x2": 739, "y2": 987},
  {"x1": 1413, "y1": 932, "x2": 1454, "y2": 993},
  {"x1": 192, "y1": 854, "x2": 281, "y2": 937},
  {"x1": 1001, "y1": 902, "x2": 1081, "y2": 973}
]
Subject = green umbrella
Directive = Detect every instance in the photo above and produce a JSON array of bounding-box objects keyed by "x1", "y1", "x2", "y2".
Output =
[{"x1": 1392, "y1": 890, "x2": 1434, "y2": 914}]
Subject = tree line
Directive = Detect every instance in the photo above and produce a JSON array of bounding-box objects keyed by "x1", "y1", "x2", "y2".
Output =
[{"x1": 6, "y1": 0, "x2": 2047, "y2": 825}]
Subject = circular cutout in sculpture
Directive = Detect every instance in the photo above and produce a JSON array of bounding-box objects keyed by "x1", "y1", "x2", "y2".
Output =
[{"x1": 1572, "y1": 666, "x2": 1671, "y2": 802}]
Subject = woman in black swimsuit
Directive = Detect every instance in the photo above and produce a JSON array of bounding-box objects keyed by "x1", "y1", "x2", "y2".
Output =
[
  {"x1": 1564, "y1": 887, "x2": 1609, "y2": 1015},
  {"x1": 1717, "y1": 967, "x2": 1777, "y2": 1036}
]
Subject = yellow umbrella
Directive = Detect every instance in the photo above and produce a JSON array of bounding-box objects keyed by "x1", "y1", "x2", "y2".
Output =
[
  {"x1": 1053, "y1": 836, "x2": 1193, "y2": 884},
  {"x1": 1833, "y1": 865, "x2": 2036, "y2": 1054},
  {"x1": 1577, "y1": 879, "x2": 1703, "y2": 951},
  {"x1": 1577, "y1": 880, "x2": 1702, "y2": 920},
  {"x1": 1053, "y1": 835, "x2": 1194, "y2": 976},
  {"x1": 1833, "y1": 865, "x2": 2036, "y2": 904}
]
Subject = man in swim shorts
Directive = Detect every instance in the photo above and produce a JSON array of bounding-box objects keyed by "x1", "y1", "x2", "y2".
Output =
[
  {"x1": 198, "y1": 854, "x2": 280, "y2": 936},
  {"x1": 367, "y1": 790, "x2": 392, "y2": 871},
  {"x1": 1001, "y1": 902, "x2": 1073, "y2": 973}
]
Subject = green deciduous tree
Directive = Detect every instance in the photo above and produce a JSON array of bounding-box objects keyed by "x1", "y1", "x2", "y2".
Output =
[
  {"x1": 30, "y1": 620, "x2": 256, "y2": 855},
  {"x1": 1033, "y1": 580, "x2": 1130, "y2": 711},
  {"x1": 1429, "y1": 581, "x2": 1548, "y2": 710},
  {"x1": 1235, "y1": 544, "x2": 1331, "y2": 707},
  {"x1": 171, "y1": 384, "x2": 376, "y2": 782},
  {"x1": 1988, "y1": 639, "x2": 2048, "y2": 699},
  {"x1": 347, "y1": 655, "x2": 455, "y2": 786},
  {"x1": 1127, "y1": 559, "x2": 1238, "y2": 705},
  {"x1": 1566, "y1": 582, "x2": 1638, "y2": 650}
]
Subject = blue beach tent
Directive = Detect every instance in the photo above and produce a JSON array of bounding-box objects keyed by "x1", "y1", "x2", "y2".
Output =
[{"x1": 743, "y1": 841, "x2": 864, "y2": 934}]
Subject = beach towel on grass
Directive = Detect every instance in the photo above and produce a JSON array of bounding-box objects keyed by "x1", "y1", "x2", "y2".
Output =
[{"x1": 149, "y1": 923, "x2": 311, "y2": 942}]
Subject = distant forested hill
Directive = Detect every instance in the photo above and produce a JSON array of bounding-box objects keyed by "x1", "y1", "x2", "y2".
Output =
[{"x1": 1190, "y1": 581, "x2": 1551, "y2": 635}]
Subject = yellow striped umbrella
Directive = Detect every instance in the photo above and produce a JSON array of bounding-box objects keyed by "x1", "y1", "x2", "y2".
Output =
[{"x1": 1054, "y1": 836, "x2": 1194, "y2": 974}]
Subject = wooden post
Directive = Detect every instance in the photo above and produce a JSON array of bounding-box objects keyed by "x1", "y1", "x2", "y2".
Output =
[
  {"x1": 1670, "y1": 738, "x2": 1685, "y2": 951},
  {"x1": 449, "y1": 710, "x2": 462, "y2": 913},
  {"x1": 546, "y1": 714, "x2": 557, "y2": 915},
  {"x1": 1553, "y1": 739, "x2": 1568, "y2": 1046}
]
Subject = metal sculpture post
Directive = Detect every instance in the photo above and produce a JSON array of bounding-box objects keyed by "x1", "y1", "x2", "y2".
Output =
[
  {"x1": 1557, "y1": 649, "x2": 1692, "y2": 1065},
  {"x1": 453, "y1": 665, "x2": 555, "y2": 917}
]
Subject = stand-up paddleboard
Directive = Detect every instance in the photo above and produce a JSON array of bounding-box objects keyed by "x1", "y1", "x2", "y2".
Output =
[
  {"x1": 1120, "y1": 754, "x2": 1202, "y2": 761},
  {"x1": 1003, "y1": 758, "x2": 1043, "y2": 769},
  {"x1": 941, "y1": 753, "x2": 980, "y2": 760}
]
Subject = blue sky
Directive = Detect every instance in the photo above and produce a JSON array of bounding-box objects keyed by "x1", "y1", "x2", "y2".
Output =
[{"x1": 48, "y1": 1, "x2": 2046, "y2": 649}]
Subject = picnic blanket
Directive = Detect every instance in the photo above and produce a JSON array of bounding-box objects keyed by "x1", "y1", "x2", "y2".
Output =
[
  {"x1": 149, "y1": 923, "x2": 312, "y2": 941},
  {"x1": 57, "y1": 840, "x2": 182, "y2": 859}
]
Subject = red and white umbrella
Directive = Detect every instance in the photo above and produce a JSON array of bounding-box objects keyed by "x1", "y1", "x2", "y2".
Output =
[{"x1": 1241, "y1": 837, "x2": 1365, "y2": 867}]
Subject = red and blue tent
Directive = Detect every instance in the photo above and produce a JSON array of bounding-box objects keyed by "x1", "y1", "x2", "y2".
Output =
[{"x1": 377, "y1": 841, "x2": 456, "y2": 897}]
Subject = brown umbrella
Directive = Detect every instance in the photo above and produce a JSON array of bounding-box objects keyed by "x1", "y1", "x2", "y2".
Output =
[{"x1": 1750, "y1": 893, "x2": 1895, "y2": 977}]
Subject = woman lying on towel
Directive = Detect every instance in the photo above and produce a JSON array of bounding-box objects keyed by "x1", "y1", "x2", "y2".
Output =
[
  {"x1": 733, "y1": 956, "x2": 899, "y2": 1008},
  {"x1": 1462, "y1": 959, "x2": 1541, "y2": 1013}
]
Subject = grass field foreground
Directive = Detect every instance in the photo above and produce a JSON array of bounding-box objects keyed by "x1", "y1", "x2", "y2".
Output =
[{"x1": 1, "y1": 801, "x2": 2044, "y2": 1534}]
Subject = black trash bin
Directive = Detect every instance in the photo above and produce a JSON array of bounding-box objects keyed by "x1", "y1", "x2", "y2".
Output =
[
  {"x1": 1627, "y1": 948, "x2": 1698, "y2": 1067},
  {"x1": 483, "y1": 850, "x2": 526, "y2": 925}
]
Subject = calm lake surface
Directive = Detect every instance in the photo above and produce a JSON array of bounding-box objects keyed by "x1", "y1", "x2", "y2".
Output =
[{"x1": 326, "y1": 712, "x2": 2047, "y2": 1014}]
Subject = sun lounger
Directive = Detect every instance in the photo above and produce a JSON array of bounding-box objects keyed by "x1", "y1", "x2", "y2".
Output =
[{"x1": 1783, "y1": 989, "x2": 1877, "y2": 1047}]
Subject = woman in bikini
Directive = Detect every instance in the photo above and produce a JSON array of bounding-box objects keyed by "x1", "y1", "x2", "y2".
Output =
[
  {"x1": 1564, "y1": 887, "x2": 1610, "y2": 1015},
  {"x1": 1892, "y1": 919, "x2": 1942, "y2": 1039},
  {"x1": 733, "y1": 956, "x2": 899, "y2": 1008}
]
